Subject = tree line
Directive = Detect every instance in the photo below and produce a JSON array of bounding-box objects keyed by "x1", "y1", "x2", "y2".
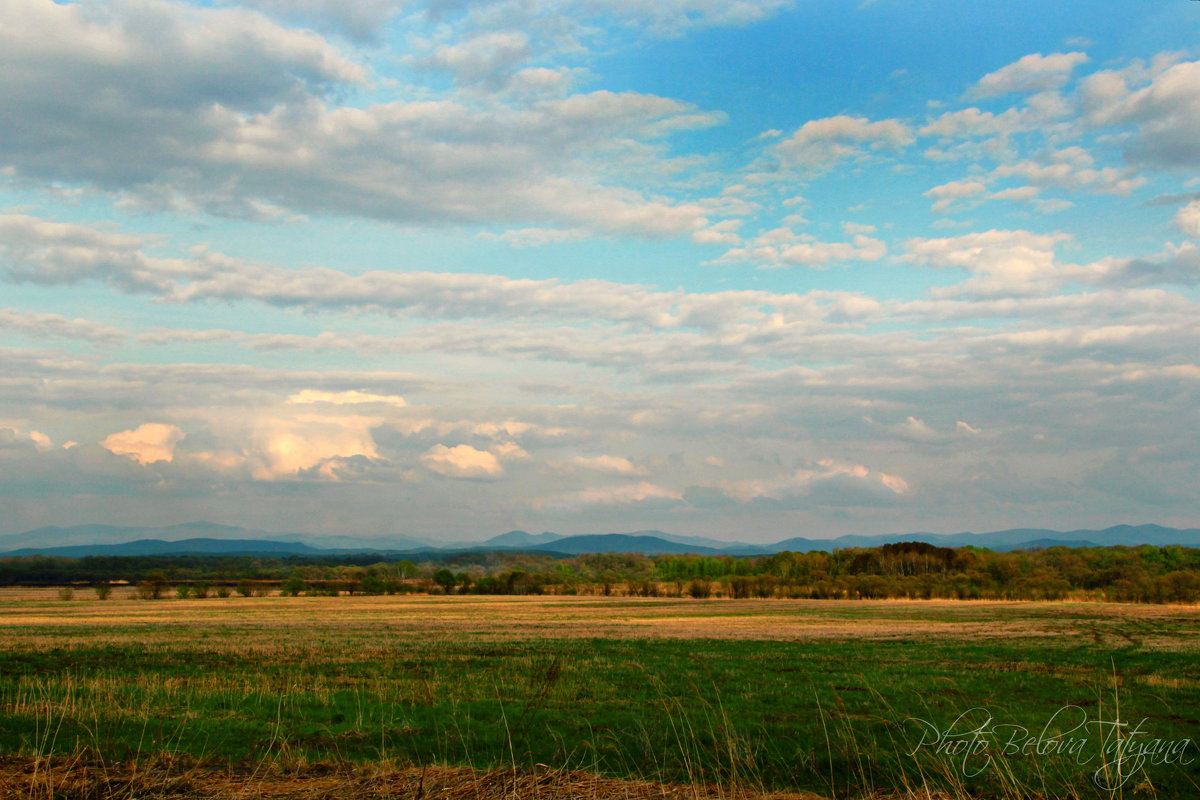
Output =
[{"x1": 5, "y1": 541, "x2": 1200, "y2": 604}]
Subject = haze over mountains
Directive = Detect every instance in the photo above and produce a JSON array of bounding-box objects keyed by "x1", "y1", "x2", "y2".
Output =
[{"x1": 2, "y1": 522, "x2": 1199, "y2": 558}]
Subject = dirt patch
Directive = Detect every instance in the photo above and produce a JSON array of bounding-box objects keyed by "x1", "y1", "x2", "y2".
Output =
[{"x1": 0, "y1": 756, "x2": 829, "y2": 800}]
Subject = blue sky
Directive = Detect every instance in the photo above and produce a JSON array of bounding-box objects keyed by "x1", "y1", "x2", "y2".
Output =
[{"x1": 2, "y1": 0, "x2": 1200, "y2": 542}]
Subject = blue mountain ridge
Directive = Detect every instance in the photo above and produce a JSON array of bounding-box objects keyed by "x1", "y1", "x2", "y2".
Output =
[{"x1": 2, "y1": 522, "x2": 1198, "y2": 557}]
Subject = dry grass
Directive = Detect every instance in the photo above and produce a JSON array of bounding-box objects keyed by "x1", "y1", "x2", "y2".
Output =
[
  {"x1": 3, "y1": 592, "x2": 1198, "y2": 648},
  {"x1": 0, "y1": 756, "x2": 835, "y2": 800}
]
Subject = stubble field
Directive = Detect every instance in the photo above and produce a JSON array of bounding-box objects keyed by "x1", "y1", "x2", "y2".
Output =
[{"x1": 1, "y1": 591, "x2": 1198, "y2": 799}]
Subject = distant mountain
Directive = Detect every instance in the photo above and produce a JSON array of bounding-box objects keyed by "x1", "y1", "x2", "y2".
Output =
[
  {"x1": 474, "y1": 529, "x2": 766, "y2": 553},
  {"x1": 3, "y1": 537, "x2": 325, "y2": 558},
  {"x1": 621, "y1": 530, "x2": 763, "y2": 551},
  {"x1": 0, "y1": 523, "x2": 431, "y2": 557},
  {"x1": 0, "y1": 522, "x2": 265, "y2": 551},
  {"x1": 3, "y1": 521, "x2": 1200, "y2": 558},
  {"x1": 771, "y1": 524, "x2": 1200, "y2": 553},
  {"x1": 538, "y1": 534, "x2": 723, "y2": 556},
  {"x1": 1015, "y1": 538, "x2": 1100, "y2": 550},
  {"x1": 479, "y1": 530, "x2": 564, "y2": 548},
  {"x1": 262, "y1": 533, "x2": 435, "y2": 552}
]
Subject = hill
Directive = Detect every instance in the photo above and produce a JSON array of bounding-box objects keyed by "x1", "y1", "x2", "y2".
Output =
[{"x1": 4, "y1": 522, "x2": 1200, "y2": 558}]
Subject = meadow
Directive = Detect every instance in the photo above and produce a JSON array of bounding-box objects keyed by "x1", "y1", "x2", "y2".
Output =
[{"x1": 1, "y1": 590, "x2": 1198, "y2": 798}]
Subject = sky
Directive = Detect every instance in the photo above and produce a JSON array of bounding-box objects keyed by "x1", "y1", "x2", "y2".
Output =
[{"x1": 2, "y1": 0, "x2": 1200, "y2": 543}]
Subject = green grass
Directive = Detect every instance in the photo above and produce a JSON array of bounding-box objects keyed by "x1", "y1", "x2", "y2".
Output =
[{"x1": 1, "y1": 596, "x2": 1198, "y2": 798}]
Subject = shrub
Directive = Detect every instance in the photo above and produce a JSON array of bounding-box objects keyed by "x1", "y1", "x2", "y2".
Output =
[
  {"x1": 176, "y1": 585, "x2": 192, "y2": 600},
  {"x1": 433, "y1": 568, "x2": 457, "y2": 594},
  {"x1": 57, "y1": 587, "x2": 75, "y2": 601},
  {"x1": 237, "y1": 579, "x2": 254, "y2": 597},
  {"x1": 726, "y1": 576, "x2": 752, "y2": 599},
  {"x1": 138, "y1": 572, "x2": 169, "y2": 600},
  {"x1": 627, "y1": 580, "x2": 659, "y2": 597},
  {"x1": 688, "y1": 579, "x2": 713, "y2": 599},
  {"x1": 281, "y1": 577, "x2": 307, "y2": 597},
  {"x1": 215, "y1": 585, "x2": 231, "y2": 598},
  {"x1": 359, "y1": 575, "x2": 386, "y2": 595},
  {"x1": 193, "y1": 581, "x2": 210, "y2": 599},
  {"x1": 94, "y1": 583, "x2": 112, "y2": 600}
]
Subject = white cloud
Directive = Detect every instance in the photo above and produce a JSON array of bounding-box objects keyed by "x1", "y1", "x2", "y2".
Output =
[
  {"x1": 991, "y1": 158, "x2": 1145, "y2": 196},
  {"x1": 256, "y1": 414, "x2": 381, "y2": 479},
  {"x1": 0, "y1": 426, "x2": 55, "y2": 452},
  {"x1": 904, "y1": 229, "x2": 1073, "y2": 297},
  {"x1": 891, "y1": 416, "x2": 940, "y2": 442},
  {"x1": 1080, "y1": 58, "x2": 1200, "y2": 169},
  {"x1": 410, "y1": 31, "x2": 532, "y2": 87},
  {"x1": 235, "y1": 0, "x2": 401, "y2": 41},
  {"x1": 287, "y1": 389, "x2": 407, "y2": 407},
  {"x1": 718, "y1": 231, "x2": 887, "y2": 268},
  {"x1": 420, "y1": 443, "x2": 504, "y2": 478},
  {"x1": 697, "y1": 459, "x2": 908, "y2": 508},
  {"x1": 101, "y1": 423, "x2": 186, "y2": 465},
  {"x1": 0, "y1": 213, "x2": 894, "y2": 333},
  {"x1": 920, "y1": 107, "x2": 1022, "y2": 140},
  {"x1": 0, "y1": 0, "x2": 722, "y2": 237},
  {"x1": 0, "y1": 309, "x2": 125, "y2": 345},
  {"x1": 490, "y1": 441, "x2": 530, "y2": 461},
  {"x1": 0, "y1": 0, "x2": 365, "y2": 190},
  {"x1": 1175, "y1": 201, "x2": 1200, "y2": 239},
  {"x1": 538, "y1": 480, "x2": 683, "y2": 510},
  {"x1": 775, "y1": 115, "x2": 913, "y2": 173},
  {"x1": 924, "y1": 180, "x2": 987, "y2": 212},
  {"x1": 989, "y1": 186, "x2": 1040, "y2": 202},
  {"x1": 969, "y1": 52, "x2": 1088, "y2": 98},
  {"x1": 842, "y1": 222, "x2": 876, "y2": 235},
  {"x1": 573, "y1": 454, "x2": 647, "y2": 476}
]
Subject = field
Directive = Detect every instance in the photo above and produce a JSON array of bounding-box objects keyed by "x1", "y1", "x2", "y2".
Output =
[{"x1": 1, "y1": 590, "x2": 1198, "y2": 799}]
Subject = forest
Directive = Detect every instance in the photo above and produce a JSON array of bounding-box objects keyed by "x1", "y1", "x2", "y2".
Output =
[{"x1": 4, "y1": 541, "x2": 1200, "y2": 604}]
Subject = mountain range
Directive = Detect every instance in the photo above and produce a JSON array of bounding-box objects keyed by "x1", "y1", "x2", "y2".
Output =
[{"x1": 1, "y1": 522, "x2": 1199, "y2": 558}]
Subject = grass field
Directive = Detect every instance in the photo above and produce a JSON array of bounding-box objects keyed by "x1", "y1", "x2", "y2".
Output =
[{"x1": 1, "y1": 590, "x2": 1198, "y2": 798}]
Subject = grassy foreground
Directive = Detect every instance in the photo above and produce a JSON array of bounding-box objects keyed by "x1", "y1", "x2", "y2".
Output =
[{"x1": 1, "y1": 591, "x2": 1198, "y2": 798}]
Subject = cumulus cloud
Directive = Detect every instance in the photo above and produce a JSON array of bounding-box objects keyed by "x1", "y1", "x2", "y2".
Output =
[
  {"x1": 1175, "y1": 201, "x2": 1200, "y2": 239},
  {"x1": 0, "y1": 309, "x2": 125, "y2": 345},
  {"x1": 717, "y1": 230, "x2": 887, "y2": 268},
  {"x1": 0, "y1": 426, "x2": 55, "y2": 453},
  {"x1": 0, "y1": 1, "x2": 721, "y2": 236},
  {"x1": 101, "y1": 423, "x2": 186, "y2": 465},
  {"x1": 904, "y1": 229, "x2": 1073, "y2": 297},
  {"x1": 0, "y1": 215, "x2": 193, "y2": 292},
  {"x1": 420, "y1": 443, "x2": 504, "y2": 478},
  {"x1": 924, "y1": 180, "x2": 987, "y2": 213},
  {"x1": 0, "y1": 0, "x2": 364, "y2": 190},
  {"x1": 920, "y1": 107, "x2": 1023, "y2": 140},
  {"x1": 969, "y1": 52, "x2": 1088, "y2": 98},
  {"x1": 256, "y1": 414, "x2": 381, "y2": 479},
  {"x1": 410, "y1": 31, "x2": 532, "y2": 87},
  {"x1": 774, "y1": 115, "x2": 913, "y2": 173},
  {"x1": 1080, "y1": 58, "x2": 1200, "y2": 169},
  {"x1": 1080, "y1": 242, "x2": 1200, "y2": 287},
  {"x1": 991, "y1": 155, "x2": 1145, "y2": 196}
]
